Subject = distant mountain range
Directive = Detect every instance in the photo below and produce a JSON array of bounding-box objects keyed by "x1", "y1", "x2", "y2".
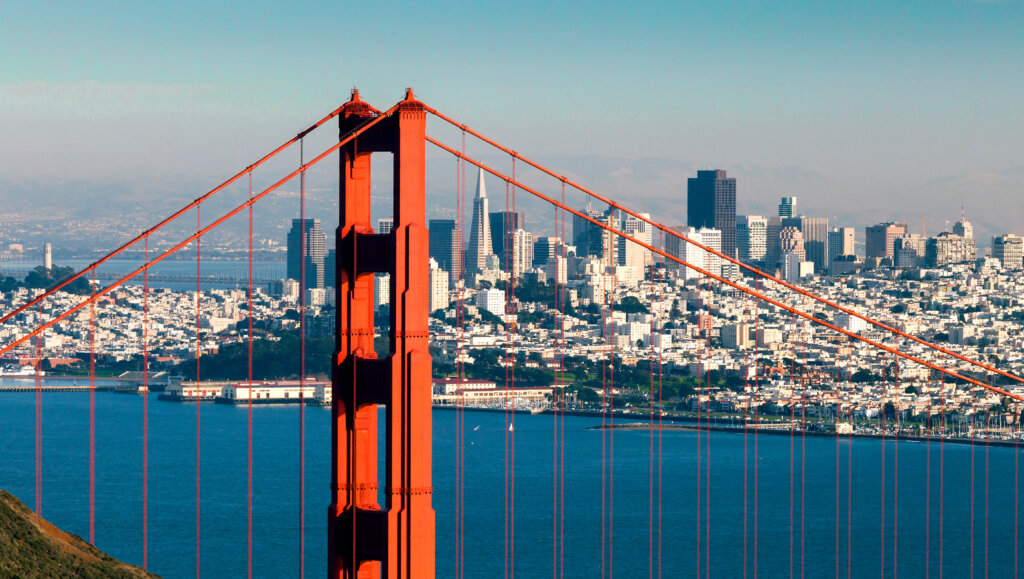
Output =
[{"x1": 2, "y1": 158, "x2": 1021, "y2": 254}]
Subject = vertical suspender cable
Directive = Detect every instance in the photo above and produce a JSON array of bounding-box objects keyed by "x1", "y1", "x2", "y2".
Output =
[
  {"x1": 90, "y1": 268, "x2": 96, "y2": 545},
  {"x1": 553, "y1": 201, "x2": 559, "y2": 579},
  {"x1": 656, "y1": 231, "x2": 663, "y2": 579},
  {"x1": 560, "y1": 183, "x2": 567, "y2": 579},
  {"x1": 970, "y1": 395, "x2": 975, "y2": 578},
  {"x1": 454, "y1": 152, "x2": 462, "y2": 579},
  {"x1": 753, "y1": 276, "x2": 759, "y2": 578},
  {"x1": 940, "y1": 402, "x2": 945, "y2": 579},
  {"x1": 834, "y1": 360, "x2": 840, "y2": 578},
  {"x1": 702, "y1": 275, "x2": 709, "y2": 579},
  {"x1": 790, "y1": 311, "x2": 796, "y2": 579},
  {"x1": 510, "y1": 158, "x2": 517, "y2": 579},
  {"x1": 743, "y1": 291, "x2": 750, "y2": 579},
  {"x1": 984, "y1": 388, "x2": 989, "y2": 579},
  {"x1": 247, "y1": 170, "x2": 254, "y2": 579},
  {"x1": 843, "y1": 364, "x2": 851, "y2": 577},
  {"x1": 648, "y1": 254, "x2": 655, "y2": 579},
  {"x1": 299, "y1": 139, "x2": 306, "y2": 579},
  {"x1": 801, "y1": 303, "x2": 807, "y2": 579},
  {"x1": 926, "y1": 391, "x2": 931, "y2": 578},
  {"x1": 695, "y1": 273, "x2": 702, "y2": 579},
  {"x1": 143, "y1": 236, "x2": 150, "y2": 570},
  {"x1": 503, "y1": 178, "x2": 511, "y2": 579},
  {"x1": 893, "y1": 358, "x2": 899, "y2": 579},
  {"x1": 608, "y1": 256, "x2": 616, "y2": 579},
  {"x1": 195, "y1": 203, "x2": 202, "y2": 579},
  {"x1": 461, "y1": 140, "x2": 467, "y2": 579},
  {"x1": 35, "y1": 302, "x2": 42, "y2": 515}
]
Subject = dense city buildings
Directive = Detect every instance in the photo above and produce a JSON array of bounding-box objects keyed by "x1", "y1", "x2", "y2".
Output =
[
  {"x1": 894, "y1": 234, "x2": 927, "y2": 268},
  {"x1": 489, "y1": 211, "x2": 524, "y2": 265},
  {"x1": 573, "y1": 204, "x2": 618, "y2": 263},
  {"x1": 926, "y1": 232, "x2": 977, "y2": 267},
  {"x1": 428, "y1": 219, "x2": 463, "y2": 285},
  {"x1": 686, "y1": 170, "x2": 737, "y2": 258},
  {"x1": 828, "y1": 227, "x2": 855, "y2": 265},
  {"x1": 665, "y1": 226, "x2": 722, "y2": 279},
  {"x1": 736, "y1": 215, "x2": 767, "y2": 263},
  {"x1": 783, "y1": 216, "x2": 829, "y2": 272},
  {"x1": 286, "y1": 218, "x2": 326, "y2": 290},
  {"x1": 532, "y1": 236, "x2": 561, "y2": 269},
  {"x1": 865, "y1": 222, "x2": 908, "y2": 262}
]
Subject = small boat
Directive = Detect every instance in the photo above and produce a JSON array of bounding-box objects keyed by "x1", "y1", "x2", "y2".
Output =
[{"x1": 473, "y1": 425, "x2": 480, "y2": 431}]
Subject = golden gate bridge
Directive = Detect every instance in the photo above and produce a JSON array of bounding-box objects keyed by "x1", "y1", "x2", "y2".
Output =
[{"x1": 1, "y1": 89, "x2": 1021, "y2": 578}]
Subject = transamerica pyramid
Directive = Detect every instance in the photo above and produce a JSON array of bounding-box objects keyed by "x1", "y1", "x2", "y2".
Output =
[{"x1": 465, "y1": 167, "x2": 492, "y2": 275}]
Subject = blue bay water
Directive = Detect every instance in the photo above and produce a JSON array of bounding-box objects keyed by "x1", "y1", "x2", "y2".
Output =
[{"x1": 1, "y1": 385, "x2": 1021, "y2": 578}]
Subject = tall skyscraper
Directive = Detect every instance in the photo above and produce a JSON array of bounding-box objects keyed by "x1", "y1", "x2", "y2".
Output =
[
  {"x1": 532, "y1": 236, "x2": 561, "y2": 268},
  {"x1": 865, "y1": 222, "x2": 908, "y2": 262},
  {"x1": 287, "y1": 218, "x2": 326, "y2": 290},
  {"x1": 573, "y1": 203, "x2": 619, "y2": 264},
  {"x1": 783, "y1": 216, "x2": 829, "y2": 272},
  {"x1": 778, "y1": 197, "x2": 797, "y2": 218},
  {"x1": 779, "y1": 226, "x2": 806, "y2": 262},
  {"x1": 827, "y1": 227, "x2": 856, "y2": 265},
  {"x1": 428, "y1": 219, "x2": 462, "y2": 285},
  {"x1": 765, "y1": 216, "x2": 783, "y2": 268},
  {"x1": 952, "y1": 216, "x2": 973, "y2": 239},
  {"x1": 428, "y1": 258, "x2": 450, "y2": 312},
  {"x1": 465, "y1": 167, "x2": 493, "y2": 275},
  {"x1": 894, "y1": 234, "x2": 927, "y2": 268},
  {"x1": 618, "y1": 212, "x2": 652, "y2": 270},
  {"x1": 509, "y1": 229, "x2": 534, "y2": 279},
  {"x1": 736, "y1": 215, "x2": 768, "y2": 263},
  {"x1": 665, "y1": 226, "x2": 721, "y2": 280},
  {"x1": 926, "y1": 232, "x2": 976, "y2": 267},
  {"x1": 489, "y1": 211, "x2": 524, "y2": 265},
  {"x1": 687, "y1": 170, "x2": 736, "y2": 258},
  {"x1": 324, "y1": 248, "x2": 336, "y2": 288},
  {"x1": 992, "y1": 234, "x2": 1023, "y2": 269},
  {"x1": 377, "y1": 217, "x2": 395, "y2": 235}
]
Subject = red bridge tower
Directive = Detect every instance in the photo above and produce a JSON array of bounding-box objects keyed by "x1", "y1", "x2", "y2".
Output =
[{"x1": 329, "y1": 89, "x2": 435, "y2": 578}]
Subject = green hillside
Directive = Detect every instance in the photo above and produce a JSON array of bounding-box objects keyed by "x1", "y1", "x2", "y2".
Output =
[{"x1": 0, "y1": 490, "x2": 158, "y2": 578}]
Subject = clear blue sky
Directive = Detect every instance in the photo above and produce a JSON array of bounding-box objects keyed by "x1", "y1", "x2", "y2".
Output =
[{"x1": 2, "y1": 0, "x2": 1022, "y2": 234}]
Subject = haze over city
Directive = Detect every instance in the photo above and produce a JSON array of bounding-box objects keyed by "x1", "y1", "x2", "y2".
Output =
[{"x1": 2, "y1": 0, "x2": 1023, "y2": 244}]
